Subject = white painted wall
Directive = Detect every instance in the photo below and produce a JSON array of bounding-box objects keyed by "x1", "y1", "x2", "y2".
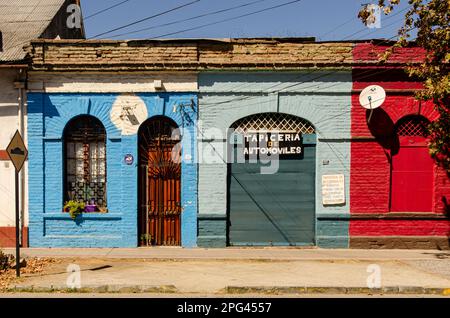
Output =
[
  {"x1": 0, "y1": 161, "x2": 15, "y2": 226},
  {"x1": 28, "y1": 72, "x2": 198, "y2": 93},
  {"x1": 0, "y1": 69, "x2": 20, "y2": 148},
  {"x1": 0, "y1": 68, "x2": 28, "y2": 228}
]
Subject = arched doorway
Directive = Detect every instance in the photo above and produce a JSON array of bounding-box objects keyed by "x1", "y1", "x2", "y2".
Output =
[
  {"x1": 228, "y1": 113, "x2": 316, "y2": 246},
  {"x1": 138, "y1": 116, "x2": 182, "y2": 246},
  {"x1": 391, "y1": 115, "x2": 434, "y2": 212}
]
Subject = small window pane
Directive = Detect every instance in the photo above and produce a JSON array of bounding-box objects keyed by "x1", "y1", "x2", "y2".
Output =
[
  {"x1": 67, "y1": 143, "x2": 75, "y2": 158},
  {"x1": 75, "y1": 143, "x2": 84, "y2": 158}
]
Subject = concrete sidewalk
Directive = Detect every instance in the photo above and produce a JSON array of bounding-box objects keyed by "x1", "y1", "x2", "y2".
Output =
[
  {"x1": 2, "y1": 247, "x2": 449, "y2": 260},
  {"x1": 1, "y1": 248, "x2": 450, "y2": 295}
]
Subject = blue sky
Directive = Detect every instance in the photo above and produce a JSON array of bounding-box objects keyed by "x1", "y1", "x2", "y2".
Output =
[{"x1": 80, "y1": 0, "x2": 412, "y2": 41}]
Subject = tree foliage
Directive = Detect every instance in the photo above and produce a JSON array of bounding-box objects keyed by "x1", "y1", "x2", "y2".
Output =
[{"x1": 359, "y1": 0, "x2": 449, "y2": 173}]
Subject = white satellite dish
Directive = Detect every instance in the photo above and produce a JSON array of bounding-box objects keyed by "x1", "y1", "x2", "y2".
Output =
[{"x1": 359, "y1": 85, "x2": 386, "y2": 110}]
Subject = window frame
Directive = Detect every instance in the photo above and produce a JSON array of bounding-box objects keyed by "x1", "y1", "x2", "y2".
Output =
[{"x1": 63, "y1": 115, "x2": 107, "y2": 212}]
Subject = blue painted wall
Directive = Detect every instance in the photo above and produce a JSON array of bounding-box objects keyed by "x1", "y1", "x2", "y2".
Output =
[{"x1": 27, "y1": 93, "x2": 197, "y2": 248}]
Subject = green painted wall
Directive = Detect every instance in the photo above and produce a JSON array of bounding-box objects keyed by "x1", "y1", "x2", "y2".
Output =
[{"x1": 198, "y1": 71, "x2": 352, "y2": 248}]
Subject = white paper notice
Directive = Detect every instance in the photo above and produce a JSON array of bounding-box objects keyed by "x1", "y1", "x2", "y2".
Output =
[{"x1": 322, "y1": 174, "x2": 345, "y2": 205}]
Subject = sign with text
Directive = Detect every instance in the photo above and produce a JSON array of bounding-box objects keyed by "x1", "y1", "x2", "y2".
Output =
[
  {"x1": 322, "y1": 174, "x2": 345, "y2": 205},
  {"x1": 242, "y1": 131, "x2": 303, "y2": 159}
]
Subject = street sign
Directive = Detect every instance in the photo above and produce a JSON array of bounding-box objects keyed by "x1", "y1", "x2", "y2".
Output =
[
  {"x1": 6, "y1": 130, "x2": 27, "y2": 277},
  {"x1": 6, "y1": 130, "x2": 28, "y2": 172}
]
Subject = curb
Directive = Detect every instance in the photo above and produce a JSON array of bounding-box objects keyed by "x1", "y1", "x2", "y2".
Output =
[
  {"x1": 7, "y1": 284, "x2": 178, "y2": 294},
  {"x1": 223, "y1": 286, "x2": 450, "y2": 295},
  {"x1": 5, "y1": 285, "x2": 450, "y2": 295}
]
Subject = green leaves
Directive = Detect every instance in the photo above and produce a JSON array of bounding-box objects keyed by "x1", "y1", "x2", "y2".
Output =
[
  {"x1": 359, "y1": 0, "x2": 450, "y2": 173},
  {"x1": 64, "y1": 200, "x2": 86, "y2": 220}
]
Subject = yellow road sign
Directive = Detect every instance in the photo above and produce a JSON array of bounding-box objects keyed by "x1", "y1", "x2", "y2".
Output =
[{"x1": 6, "y1": 130, "x2": 28, "y2": 172}]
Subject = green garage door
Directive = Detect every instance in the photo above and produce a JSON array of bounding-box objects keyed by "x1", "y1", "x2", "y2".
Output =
[{"x1": 229, "y1": 135, "x2": 316, "y2": 246}]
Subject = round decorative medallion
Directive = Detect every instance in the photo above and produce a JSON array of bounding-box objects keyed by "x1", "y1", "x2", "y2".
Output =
[{"x1": 110, "y1": 94, "x2": 148, "y2": 135}]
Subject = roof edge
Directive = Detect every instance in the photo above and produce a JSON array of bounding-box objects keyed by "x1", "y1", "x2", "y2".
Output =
[{"x1": 28, "y1": 37, "x2": 420, "y2": 46}]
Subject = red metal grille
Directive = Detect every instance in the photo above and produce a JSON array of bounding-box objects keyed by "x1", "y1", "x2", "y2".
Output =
[{"x1": 396, "y1": 116, "x2": 429, "y2": 137}]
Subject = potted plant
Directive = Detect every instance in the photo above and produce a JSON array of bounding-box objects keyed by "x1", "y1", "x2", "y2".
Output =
[
  {"x1": 84, "y1": 198, "x2": 99, "y2": 213},
  {"x1": 64, "y1": 200, "x2": 86, "y2": 220}
]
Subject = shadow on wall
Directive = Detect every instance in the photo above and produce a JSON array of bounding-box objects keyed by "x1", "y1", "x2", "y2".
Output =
[
  {"x1": 444, "y1": 196, "x2": 450, "y2": 249},
  {"x1": 27, "y1": 94, "x2": 65, "y2": 119},
  {"x1": 443, "y1": 197, "x2": 450, "y2": 217},
  {"x1": 365, "y1": 108, "x2": 400, "y2": 159}
]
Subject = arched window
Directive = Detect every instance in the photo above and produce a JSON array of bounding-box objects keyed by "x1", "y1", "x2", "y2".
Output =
[
  {"x1": 64, "y1": 116, "x2": 107, "y2": 210},
  {"x1": 391, "y1": 115, "x2": 433, "y2": 212}
]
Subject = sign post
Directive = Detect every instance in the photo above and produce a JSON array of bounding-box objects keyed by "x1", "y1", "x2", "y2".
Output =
[{"x1": 6, "y1": 130, "x2": 28, "y2": 277}]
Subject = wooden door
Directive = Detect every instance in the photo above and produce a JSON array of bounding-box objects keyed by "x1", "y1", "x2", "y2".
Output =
[{"x1": 139, "y1": 117, "x2": 181, "y2": 246}]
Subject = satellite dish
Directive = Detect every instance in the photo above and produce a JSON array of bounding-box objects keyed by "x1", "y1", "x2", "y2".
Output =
[{"x1": 359, "y1": 85, "x2": 386, "y2": 110}]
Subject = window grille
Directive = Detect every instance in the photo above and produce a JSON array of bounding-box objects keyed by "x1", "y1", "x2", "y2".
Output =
[
  {"x1": 231, "y1": 112, "x2": 315, "y2": 134},
  {"x1": 396, "y1": 116, "x2": 429, "y2": 137},
  {"x1": 64, "y1": 116, "x2": 107, "y2": 209}
]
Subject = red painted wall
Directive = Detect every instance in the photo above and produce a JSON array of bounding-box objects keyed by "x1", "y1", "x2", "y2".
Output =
[
  {"x1": 350, "y1": 43, "x2": 450, "y2": 237},
  {"x1": 0, "y1": 227, "x2": 28, "y2": 248},
  {"x1": 351, "y1": 220, "x2": 450, "y2": 236},
  {"x1": 0, "y1": 150, "x2": 9, "y2": 161},
  {"x1": 353, "y1": 43, "x2": 426, "y2": 64}
]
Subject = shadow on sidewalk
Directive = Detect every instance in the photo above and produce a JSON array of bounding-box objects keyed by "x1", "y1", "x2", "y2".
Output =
[{"x1": 25, "y1": 264, "x2": 113, "y2": 278}]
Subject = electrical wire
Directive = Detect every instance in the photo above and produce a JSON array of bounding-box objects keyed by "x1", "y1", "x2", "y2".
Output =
[
  {"x1": 198, "y1": 2, "x2": 415, "y2": 97},
  {"x1": 91, "y1": 0, "x2": 202, "y2": 39},
  {"x1": 318, "y1": 15, "x2": 358, "y2": 40},
  {"x1": 180, "y1": 89, "x2": 393, "y2": 223},
  {"x1": 0, "y1": 2, "x2": 428, "y2": 232},
  {"x1": 341, "y1": 3, "x2": 412, "y2": 40},
  {"x1": 0, "y1": 0, "x2": 411, "y2": 65},
  {"x1": 1, "y1": 0, "x2": 303, "y2": 66},
  {"x1": 107, "y1": 0, "x2": 272, "y2": 39},
  {"x1": 199, "y1": 26, "x2": 418, "y2": 112},
  {"x1": 144, "y1": 0, "x2": 304, "y2": 40},
  {"x1": 84, "y1": 0, "x2": 133, "y2": 20},
  {"x1": 0, "y1": 0, "x2": 202, "y2": 64}
]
